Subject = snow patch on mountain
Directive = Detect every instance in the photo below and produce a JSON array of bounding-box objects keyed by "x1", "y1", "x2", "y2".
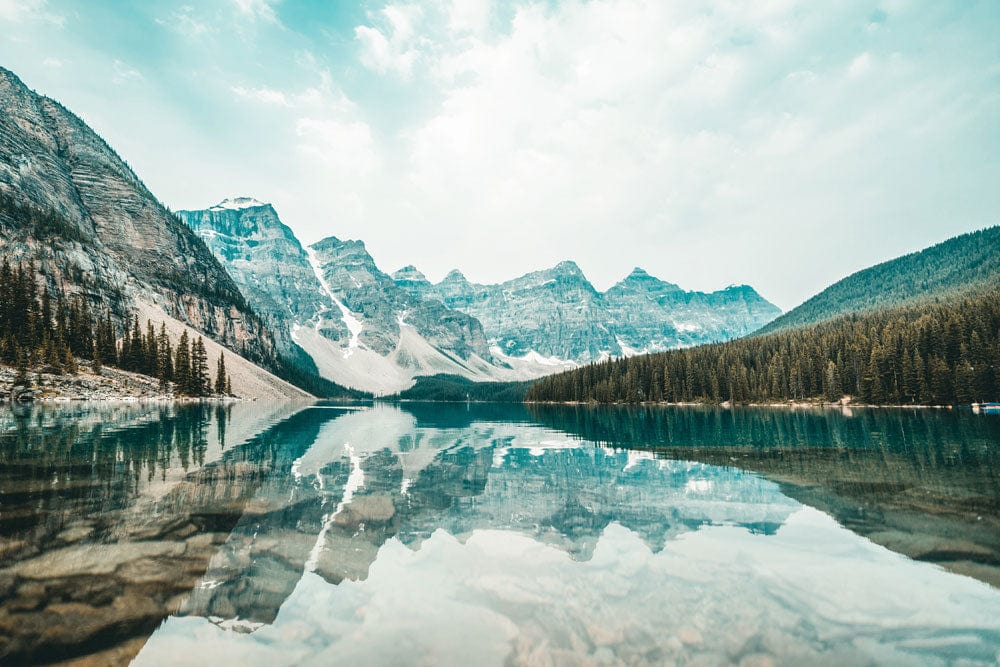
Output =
[
  {"x1": 306, "y1": 246, "x2": 363, "y2": 359},
  {"x1": 210, "y1": 197, "x2": 266, "y2": 211}
]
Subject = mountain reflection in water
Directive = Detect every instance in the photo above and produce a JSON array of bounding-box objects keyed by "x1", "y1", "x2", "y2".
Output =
[{"x1": 0, "y1": 402, "x2": 998, "y2": 666}]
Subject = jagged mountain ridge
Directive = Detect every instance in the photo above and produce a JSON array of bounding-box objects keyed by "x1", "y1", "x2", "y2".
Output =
[
  {"x1": 396, "y1": 262, "x2": 781, "y2": 362},
  {"x1": 177, "y1": 199, "x2": 335, "y2": 356},
  {"x1": 182, "y1": 197, "x2": 780, "y2": 392},
  {"x1": 181, "y1": 200, "x2": 525, "y2": 394}
]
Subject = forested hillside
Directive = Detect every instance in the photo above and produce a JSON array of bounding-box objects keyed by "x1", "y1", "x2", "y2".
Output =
[
  {"x1": 526, "y1": 290, "x2": 1000, "y2": 406},
  {"x1": 0, "y1": 259, "x2": 230, "y2": 396},
  {"x1": 393, "y1": 374, "x2": 532, "y2": 402},
  {"x1": 758, "y1": 226, "x2": 1000, "y2": 334},
  {"x1": 0, "y1": 255, "x2": 367, "y2": 399}
]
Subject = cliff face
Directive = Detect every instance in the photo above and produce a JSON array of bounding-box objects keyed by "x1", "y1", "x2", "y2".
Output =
[
  {"x1": 416, "y1": 262, "x2": 619, "y2": 361},
  {"x1": 177, "y1": 198, "x2": 330, "y2": 359},
  {"x1": 602, "y1": 269, "x2": 782, "y2": 353},
  {"x1": 0, "y1": 67, "x2": 274, "y2": 362},
  {"x1": 309, "y1": 236, "x2": 492, "y2": 361}
]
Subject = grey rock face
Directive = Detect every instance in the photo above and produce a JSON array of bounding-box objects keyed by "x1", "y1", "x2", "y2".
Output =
[
  {"x1": 391, "y1": 265, "x2": 431, "y2": 292},
  {"x1": 603, "y1": 268, "x2": 782, "y2": 353},
  {"x1": 0, "y1": 67, "x2": 274, "y2": 361},
  {"x1": 310, "y1": 236, "x2": 492, "y2": 361},
  {"x1": 418, "y1": 262, "x2": 619, "y2": 361},
  {"x1": 400, "y1": 263, "x2": 781, "y2": 362},
  {"x1": 179, "y1": 200, "x2": 494, "y2": 371},
  {"x1": 177, "y1": 199, "x2": 342, "y2": 355}
]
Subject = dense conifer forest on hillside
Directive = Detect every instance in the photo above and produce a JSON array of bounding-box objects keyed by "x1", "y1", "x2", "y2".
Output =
[
  {"x1": 526, "y1": 290, "x2": 1000, "y2": 406},
  {"x1": 758, "y1": 226, "x2": 1000, "y2": 334}
]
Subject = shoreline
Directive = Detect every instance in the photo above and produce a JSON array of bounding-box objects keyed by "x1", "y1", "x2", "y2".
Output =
[
  {"x1": 0, "y1": 363, "x2": 243, "y2": 404},
  {"x1": 524, "y1": 400, "x2": 964, "y2": 410}
]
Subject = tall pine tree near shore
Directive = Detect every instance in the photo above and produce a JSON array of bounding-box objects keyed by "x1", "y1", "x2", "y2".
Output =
[
  {"x1": 174, "y1": 331, "x2": 191, "y2": 395},
  {"x1": 215, "y1": 352, "x2": 227, "y2": 395}
]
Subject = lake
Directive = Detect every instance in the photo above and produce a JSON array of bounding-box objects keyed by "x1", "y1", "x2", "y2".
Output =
[{"x1": 1, "y1": 402, "x2": 998, "y2": 665}]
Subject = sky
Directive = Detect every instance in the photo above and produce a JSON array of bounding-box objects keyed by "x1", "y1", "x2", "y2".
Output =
[{"x1": 0, "y1": 0, "x2": 997, "y2": 310}]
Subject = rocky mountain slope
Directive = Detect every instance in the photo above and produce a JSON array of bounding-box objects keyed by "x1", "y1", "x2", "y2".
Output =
[
  {"x1": 0, "y1": 67, "x2": 309, "y2": 398},
  {"x1": 0, "y1": 68, "x2": 272, "y2": 361},
  {"x1": 180, "y1": 201, "x2": 555, "y2": 393},
  {"x1": 396, "y1": 263, "x2": 781, "y2": 363}
]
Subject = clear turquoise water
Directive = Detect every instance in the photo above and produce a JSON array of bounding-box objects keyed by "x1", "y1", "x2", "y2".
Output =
[{"x1": 1, "y1": 402, "x2": 998, "y2": 665}]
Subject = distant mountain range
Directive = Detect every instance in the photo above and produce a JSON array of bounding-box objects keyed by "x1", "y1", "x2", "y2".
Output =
[
  {"x1": 179, "y1": 198, "x2": 780, "y2": 393},
  {"x1": 397, "y1": 263, "x2": 780, "y2": 362}
]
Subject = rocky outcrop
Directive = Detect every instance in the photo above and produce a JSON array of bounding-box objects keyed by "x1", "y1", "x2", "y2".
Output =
[
  {"x1": 0, "y1": 361, "x2": 171, "y2": 401},
  {"x1": 177, "y1": 198, "x2": 334, "y2": 358},
  {"x1": 603, "y1": 268, "x2": 782, "y2": 352},
  {"x1": 309, "y1": 236, "x2": 492, "y2": 361},
  {"x1": 0, "y1": 67, "x2": 276, "y2": 364},
  {"x1": 399, "y1": 263, "x2": 782, "y2": 363},
  {"x1": 421, "y1": 262, "x2": 618, "y2": 361}
]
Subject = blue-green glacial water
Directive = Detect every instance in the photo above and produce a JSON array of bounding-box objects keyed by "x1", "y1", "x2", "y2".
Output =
[{"x1": 0, "y1": 402, "x2": 998, "y2": 665}]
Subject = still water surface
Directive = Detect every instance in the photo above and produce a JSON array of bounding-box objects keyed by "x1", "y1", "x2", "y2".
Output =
[{"x1": 0, "y1": 402, "x2": 998, "y2": 665}]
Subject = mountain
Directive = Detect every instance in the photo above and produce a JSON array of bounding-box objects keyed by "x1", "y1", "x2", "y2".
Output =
[
  {"x1": 176, "y1": 198, "x2": 332, "y2": 367},
  {"x1": 0, "y1": 66, "x2": 308, "y2": 399},
  {"x1": 183, "y1": 196, "x2": 778, "y2": 394},
  {"x1": 396, "y1": 263, "x2": 781, "y2": 363},
  {"x1": 181, "y1": 202, "x2": 556, "y2": 394},
  {"x1": 527, "y1": 226, "x2": 1000, "y2": 406},
  {"x1": 416, "y1": 261, "x2": 618, "y2": 361},
  {"x1": 604, "y1": 268, "x2": 782, "y2": 353},
  {"x1": 758, "y1": 226, "x2": 1000, "y2": 334}
]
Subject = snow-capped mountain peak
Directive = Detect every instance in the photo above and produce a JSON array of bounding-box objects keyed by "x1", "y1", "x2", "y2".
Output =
[{"x1": 210, "y1": 196, "x2": 267, "y2": 211}]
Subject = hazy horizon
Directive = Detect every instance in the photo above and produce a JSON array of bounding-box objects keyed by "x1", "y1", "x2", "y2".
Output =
[{"x1": 1, "y1": 0, "x2": 996, "y2": 310}]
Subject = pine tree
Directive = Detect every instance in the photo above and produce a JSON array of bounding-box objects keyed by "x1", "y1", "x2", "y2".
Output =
[
  {"x1": 215, "y1": 352, "x2": 227, "y2": 395},
  {"x1": 156, "y1": 323, "x2": 173, "y2": 387},
  {"x1": 191, "y1": 336, "x2": 209, "y2": 397},
  {"x1": 175, "y1": 331, "x2": 191, "y2": 395},
  {"x1": 14, "y1": 347, "x2": 29, "y2": 386}
]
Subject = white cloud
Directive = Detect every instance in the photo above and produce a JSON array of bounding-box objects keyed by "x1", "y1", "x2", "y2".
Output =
[
  {"x1": 111, "y1": 59, "x2": 143, "y2": 84},
  {"x1": 232, "y1": 0, "x2": 280, "y2": 23},
  {"x1": 296, "y1": 118, "x2": 377, "y2": 175},
  {"x1": 41, "y1": 57, "x2": 63, "y2": 68},
  {"x1": 231, "y1": 85, "x2": 291, "y2": 106},
  {"x1": 444, "y1": 0, "x2": 492, "y2": 36},
  {"x1": 847, "y1": 52, "x2": 872, "y2": 78},
  {"x1": 158, "y1": 5, "x2": 215, "y2": 38},
  {"x1": 355, "y1": 4, "x2": 426, "y2": 78},
  {"x1": 0, "y1": 0, "x2": 63, "y2": 25}
]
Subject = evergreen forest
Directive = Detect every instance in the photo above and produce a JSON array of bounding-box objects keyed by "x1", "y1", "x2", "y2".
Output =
[{"x1": 526, "y1": 290, "x2": 1000, "y2": 406}]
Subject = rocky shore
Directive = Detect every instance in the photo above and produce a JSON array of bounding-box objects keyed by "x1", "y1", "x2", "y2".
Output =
[{"x1": 0, "y1": 363, "x2": 174, "y2": 402}]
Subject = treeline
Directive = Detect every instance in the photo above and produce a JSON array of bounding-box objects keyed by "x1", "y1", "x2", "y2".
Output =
[
  {"x1": 526, "y1": 290, "x2": 1000, "y2": 406},
  {"x1": 393, "y1": 374, "x2": 532, "y2": 402},
  {"x1": 1, "y1": 259, "x2": 231, "y2": 397}
]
